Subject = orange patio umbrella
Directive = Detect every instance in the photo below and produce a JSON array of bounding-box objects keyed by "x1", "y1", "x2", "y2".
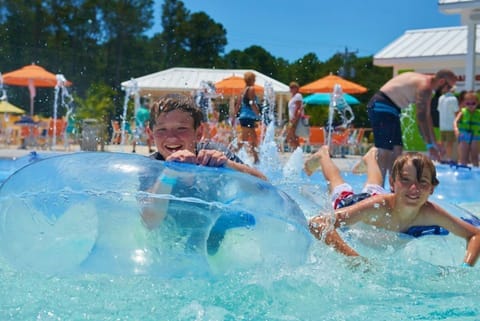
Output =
[
  {"x1": 2, "y1": 63, "x2": 72, "y2": 115},
  {"x1": 215, "y1": 75, "x2": 264, "y2": 96},
  {"x1": 299, "y1": 73, "x2": 367, "y2": 94}
]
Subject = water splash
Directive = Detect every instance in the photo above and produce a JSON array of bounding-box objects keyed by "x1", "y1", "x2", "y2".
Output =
[
  {"x1": 195, "y1": 80, "x2": 218, "y2": 139},
  {"x1": 0, "y1": 73, "x2": 7, "y2": 101},
  {"x1": 282, "y1": 147, "x2": 305, "y2": 180},
  {"x1": 53, "y1": 74, "x2": 74, "y2": 150},
  {"x1": 326, "y1": 84, "x2": 355, "y2": 148},
  {"x1": 256, "y1": 81, "x2": 283, "y2": 175},
  {"x1": 400, "y1": 103, "x2": 417, "y2": 151},
  {"x1": 258, "y1": 121, "x2": 282, "y2": 176},
  {"x1": 121, "y1": 79, "x2": 139, "y2": 149},
  {"x1": 262, "y1": 81, "x2": 275, "y2": 126}
]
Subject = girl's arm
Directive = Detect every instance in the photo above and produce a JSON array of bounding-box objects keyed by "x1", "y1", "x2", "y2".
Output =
[{"x1": 453, "y1": 111, "x2": 462, "y2": 137}]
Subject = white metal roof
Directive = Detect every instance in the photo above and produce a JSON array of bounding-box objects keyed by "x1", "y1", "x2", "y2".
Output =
[
  {"x1": 374, "y1": 25, "x2": 480, "y2": 70},
  {"x1": 121, "y1": 67, "x2": 290, "y2": 95}
]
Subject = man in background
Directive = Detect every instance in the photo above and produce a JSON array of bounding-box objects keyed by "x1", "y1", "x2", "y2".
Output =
[{"x1": 367, "y1": 69, "x2": 456, "y2": 185}]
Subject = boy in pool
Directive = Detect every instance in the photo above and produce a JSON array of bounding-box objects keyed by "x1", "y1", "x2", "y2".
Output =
[
  {"x1": 304, "y1": 146, "x2": 480, "y2": 266},
  {"x1": 149, "y1": 93, "x2": 265, "y2": 180},
  {"x1": 141, "y1": 93, "x2": 266, "y2": 230}
]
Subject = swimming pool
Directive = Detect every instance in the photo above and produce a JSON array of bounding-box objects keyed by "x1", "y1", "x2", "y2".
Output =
[{"x1": 0, "y1": 151, "x2": 479, "y2": 320}]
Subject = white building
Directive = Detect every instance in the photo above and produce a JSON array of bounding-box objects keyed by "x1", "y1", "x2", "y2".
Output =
[
  {"x1": 121, "y1": 67, "x2": 290, "y2": 124},
  {"x1": 374, "y1": 0, "x2": 480, "y2": 91}
]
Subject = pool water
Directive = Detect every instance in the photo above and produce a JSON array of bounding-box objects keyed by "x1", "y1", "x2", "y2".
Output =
[{"x1": 0, "y1": 153, "x2": 479, "y2": 321}]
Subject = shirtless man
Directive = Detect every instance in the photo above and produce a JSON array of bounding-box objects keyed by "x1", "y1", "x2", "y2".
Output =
[{"x1": 367, "y1": 69, "x2": 457, "y2": 185}]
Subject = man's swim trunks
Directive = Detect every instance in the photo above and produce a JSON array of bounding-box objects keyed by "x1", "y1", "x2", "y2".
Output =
[{"x1": 367, "y1": 91, "x2": 403, "y2": 150}]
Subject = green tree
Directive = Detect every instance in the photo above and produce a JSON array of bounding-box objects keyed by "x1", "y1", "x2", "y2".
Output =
[
  {"x1": 185, "y1": 12, "x2": 227, "y2": 67},
  {"x1": 74, "y1": 82, "x2": 118, "y2": 150},
  {"x1": 98, "y1": 0, "x2": 154, "y2": 86},
  {"x1": 287, "y1": 53, "x2": 324, "y2": 86},
  {"x1": 159, "y1": 0, "x2": 190, "y2": 68}
]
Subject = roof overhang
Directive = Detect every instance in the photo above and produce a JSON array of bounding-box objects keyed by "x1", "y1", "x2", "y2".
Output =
[{"x1": 439, "y1": 0, "x2": 480, "y2": 14}]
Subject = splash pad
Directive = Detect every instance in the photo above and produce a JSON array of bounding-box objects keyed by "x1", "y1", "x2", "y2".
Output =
[{"x1": 1, "y1": 76, "x2": 480, "y2": 319}]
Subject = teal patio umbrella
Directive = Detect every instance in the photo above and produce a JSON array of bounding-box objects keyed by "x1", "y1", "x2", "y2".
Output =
[{"x1": 303, "y1": 93, "x2": 360, "y2": 105}]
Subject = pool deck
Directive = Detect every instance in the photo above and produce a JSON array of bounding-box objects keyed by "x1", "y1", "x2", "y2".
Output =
[{"x1": 0, "y1": 143, "x2": 361, "y2": 172}]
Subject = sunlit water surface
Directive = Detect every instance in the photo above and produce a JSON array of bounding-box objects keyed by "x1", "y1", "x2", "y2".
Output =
[{"x1": 0, "y1": 151, "x2": 479, "y2": 321}]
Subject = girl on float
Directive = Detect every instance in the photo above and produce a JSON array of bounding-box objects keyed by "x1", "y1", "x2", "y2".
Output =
[{"x1": 304, "y1": 145, "x2": 480, "y2": 266}]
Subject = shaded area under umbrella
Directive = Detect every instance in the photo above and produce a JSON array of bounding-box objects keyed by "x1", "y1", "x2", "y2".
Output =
[
  {"x1": 303, "y1": 92, "x2": 360, "y2": 105},
  {"x1": 14, "y1": 115, "x2": 40, "y2": 149},
  {"x1": 14, "y1": 115, "x2": 37, "y2": 125}
]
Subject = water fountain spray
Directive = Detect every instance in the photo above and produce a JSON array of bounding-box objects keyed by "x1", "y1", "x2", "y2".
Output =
[
  {"x1": 326, "y1": 84, "x2": 355, "y2": 149},
  {"x1": 195, "y1": 81, "x2": 218, "y2": 125},
  {"x1": 0, "y1": 73, "x2": 7, "y2": 101},
  {"x1": 258, "y1": 81, "x2": 281, "y2": 171},
  {"x1": 53, "y1": 74, "x2": 74, "y2": 150},
  {"x1": 121, "y1": 79, "x2": 139, "y2": 148}
]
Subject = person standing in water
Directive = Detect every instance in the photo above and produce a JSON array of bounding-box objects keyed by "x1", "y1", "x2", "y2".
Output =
[
  {"x1": 233, "y1": 71, "x2": 261, "y2": 164},
  {"x1": 367, "y1": 69, "x2": 456, "y2": 185},
  {"x1": 286, "y1": 81, "x2": 305, "y2": 151}
]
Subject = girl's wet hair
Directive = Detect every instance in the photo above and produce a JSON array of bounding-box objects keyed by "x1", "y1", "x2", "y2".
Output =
[
  {"x1": 391, "y1": 152, "x2": 439, "y2": 186},
  {"x1": 150, "y1": 93, "x2": 203, "y2": 129}
]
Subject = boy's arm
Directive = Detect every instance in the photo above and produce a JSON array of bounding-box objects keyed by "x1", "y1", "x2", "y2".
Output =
[
  {"x1": 225, "y1": 159, "x2": 267, "y2": 181},
  {"x1": 309, "y1": 215, "x2": 359, "y2": 256},
  {"x1": 197, "y1": 148, "x2": 267, "y2": 181},
  {"x1": 422, "y1": 203, "x2": 480, "y2": 266},
  {"x1": 309, "y1": 194, "x2": 392, "y2": 256},
  {"x1": 140, "y1": 170, "x2": 176, "y2": 229},
  {"x1": 464, "y1": 234, "x2": 480, "y2": 266}
]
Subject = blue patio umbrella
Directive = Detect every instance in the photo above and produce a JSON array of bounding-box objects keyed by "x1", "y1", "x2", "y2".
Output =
[{"x1": 303, "y1": 93, "x2": 360, "y2": 105}]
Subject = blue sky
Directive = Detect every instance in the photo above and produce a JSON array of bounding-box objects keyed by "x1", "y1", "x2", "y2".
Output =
[{"x1": 153, "y1": 0, "x2": 461, "y2": 62}]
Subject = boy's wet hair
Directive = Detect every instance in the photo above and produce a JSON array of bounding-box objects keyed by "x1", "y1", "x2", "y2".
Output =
[
  {"x1": 150, "y1": 93, "x2": 204, "y2": 129},
  {"x1": 391, "y1": 152, "x2": 439, "y2": 186}
]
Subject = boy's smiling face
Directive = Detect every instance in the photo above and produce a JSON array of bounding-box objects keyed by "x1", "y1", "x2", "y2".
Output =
[
  {"x1": 152, "y1": 110, "x2": 203, "y2": 158},
  {"x1": 391, "y1": 160, "x2": 434, "y2": 208}
]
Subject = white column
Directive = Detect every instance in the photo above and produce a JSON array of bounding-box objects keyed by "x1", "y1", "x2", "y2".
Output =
[{"x1": 465, "y1": 22, "x2": 477, "y2": 91}]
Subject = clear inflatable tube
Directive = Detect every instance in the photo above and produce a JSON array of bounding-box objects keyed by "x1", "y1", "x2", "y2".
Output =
[{"x1": 0, "y1": 152, "x2": 312, "y2": 276}]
